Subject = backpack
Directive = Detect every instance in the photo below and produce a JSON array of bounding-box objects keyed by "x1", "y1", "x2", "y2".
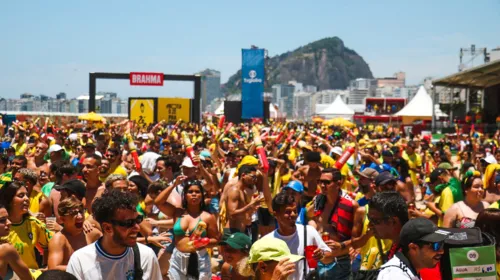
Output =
[
  {"x1": 132, "y1": 245, "x2": 144, "y2": 280},
  {"x1": 439, "y1": 227, "x2": 496, "y2": 280}
]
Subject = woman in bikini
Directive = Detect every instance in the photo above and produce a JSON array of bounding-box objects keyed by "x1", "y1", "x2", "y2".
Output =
[
  {"x1": 0, "y1": 203, "x2": 34, "y2": 280},
  {"x1": 443, "y1": 171, "x2": 489, "y2": 228},
  {"x1": 155, "y1": 178, "x2": 219, "y2": 280}
]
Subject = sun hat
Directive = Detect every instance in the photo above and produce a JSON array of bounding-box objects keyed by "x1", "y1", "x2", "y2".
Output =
[{"x1": 248, "y1": 237, "x2": 303, "y2": 264}]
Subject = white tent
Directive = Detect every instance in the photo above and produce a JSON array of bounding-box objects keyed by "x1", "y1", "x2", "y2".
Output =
[
  {"x1": 394, "y1": 86, "x2": 447, "y2": 124},
  {"x1": 214, "y1": 103, "x2": 224, "y2": 115},
  {"x1": 318, "y1": 95, "x2": 355, "y2": 119}
]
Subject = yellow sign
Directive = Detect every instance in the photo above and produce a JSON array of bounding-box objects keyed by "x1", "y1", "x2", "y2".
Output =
[
  {"x1": 157, "y1": 98, "x2": 191, "y2": 123},
  {"x1": 129, "y1": 99, "x2": 155, "y2": 126}
]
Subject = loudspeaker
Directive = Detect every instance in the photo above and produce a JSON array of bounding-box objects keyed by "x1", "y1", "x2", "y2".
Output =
[
  {"x1": 223, "y1": 101, "x2": 270, "y2": 123},
  {"x1": 224, "y1": 101, "x2": 242, "y2": 124}
]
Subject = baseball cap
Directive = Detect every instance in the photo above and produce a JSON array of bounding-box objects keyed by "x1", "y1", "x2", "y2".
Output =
[
  {"x1": 248, "y1": 237, "x2": 303, "y2": 264},
  {"x1": 430, "y1": 168, "x2": 446, "y2": 184},
  {"x1": 219, "y1": 232, "x2": 252, "y2": 250},
  {"x1": 55, "y1": 179, "x2": 86, "y2": 199},
  {"x1": 400, "y1": 218, "x2": 450, "y2": 247},
  {"x1": 283, "y1": 180, "x2": 304, "y2": 193},
  {"x1": 357, "y1": 168, "x2": 379, "y2": 180},
  {"x1": 331, "y1": 146, "x2": 343, "y2": 156},
  {"x1": 180, "y1": 157, "x2": 195, "y2": 168},
  {"x1": 438, "y1": 162, "x2": 457, "y2": 170},
  {"x1": 48, "y1": 144, "x2": 63, "y2": 154},
  {"x1": 375, "y1": 172, "x2": 396, "y2": 186},
  {"x1": 481, "y1": 154, "x2": 498, "y2": 165}
]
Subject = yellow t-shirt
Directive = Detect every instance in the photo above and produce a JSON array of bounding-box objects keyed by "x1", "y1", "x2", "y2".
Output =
[
  {"x1": 320, "y1": 154, "x2": 335, "y2": 169},
  {"x1": 360, "y1": 205, "x2": 392, "y2": 270},
  {"x1": 111, "y1": 165, "x2": 128, "y2": 177},
  {"x1": 3, "y1": 216, "x2": 53, "y2": 269},
  {"x1": 489, "y1": 201, "x2": 499, "y2": 209},
  {"x1": 438, "y1": 187, "x2": 454, "y2": 226},
  {"x1": 402, "y1": 151, "x2": 422, "y2": 186},
  {"x1": 12, "y1": 142, "x2": 27, "y2": 156},
  {"x1": 29, "y1": 190, "x2": 44, "y2": 214}
]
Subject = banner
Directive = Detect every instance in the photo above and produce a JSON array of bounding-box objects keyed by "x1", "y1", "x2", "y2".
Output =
[
  {"x1": 157, "y1": 98, "x2": 191, "y2": 123},
  {"x1": 129, "y1": 98, "x2": 155, "y2": 127},
  {"x1": 241, "y1": 48, "x2": 264, "y2": 119},
  {"x1": 449, "y1": 245, "x2": 496, "y2": 279}
]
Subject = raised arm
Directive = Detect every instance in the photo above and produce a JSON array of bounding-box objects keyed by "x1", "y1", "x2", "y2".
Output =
[{"x1": 154, "y1": 183, "x2": 179, "y2": 219}]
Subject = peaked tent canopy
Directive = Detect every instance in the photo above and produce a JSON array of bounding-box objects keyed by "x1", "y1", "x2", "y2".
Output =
[
  {"x1": 214, "y1": 103, "x2": 224, "y2": 115},
  {"x1": 394, "y1": 86, "x2": 446, "y2": 124},
  {"x1": 318, "y1": 95, "x2": 355, "y2": 119}
]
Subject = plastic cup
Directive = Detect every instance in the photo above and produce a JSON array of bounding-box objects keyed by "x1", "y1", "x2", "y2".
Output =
[
  {"x1": 305, "y1": 245, "x2": 318, "y2": 269},
  {"x1": 46, "y1": 217, "x2": 57, "y2": 229}
]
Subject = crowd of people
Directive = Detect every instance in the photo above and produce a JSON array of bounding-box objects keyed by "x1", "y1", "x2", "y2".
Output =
[{"x1": 0, "y1": 116, "x2": 500, "y2": 280}]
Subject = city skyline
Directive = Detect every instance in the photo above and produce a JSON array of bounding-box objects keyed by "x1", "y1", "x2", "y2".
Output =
[{"x1": 1, "y1": 0, "x2": 499, "y2": 99}]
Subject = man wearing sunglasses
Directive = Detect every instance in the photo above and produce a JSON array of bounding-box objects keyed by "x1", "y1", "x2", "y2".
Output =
[
  {"x1": 377, "y1": 218, "x2": 449, "y2": 280},
  {"x1": 67, "y1": 190, "x2": 162, "y2": 279}
]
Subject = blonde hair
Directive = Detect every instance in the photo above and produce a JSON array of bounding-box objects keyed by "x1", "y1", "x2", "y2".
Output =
[{"x1": 58, "y1": 197, "x2": 83, "y2": 216}]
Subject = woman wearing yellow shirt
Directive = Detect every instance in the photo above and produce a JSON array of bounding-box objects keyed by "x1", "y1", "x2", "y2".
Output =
[
  {"x1": 0, "y1": 182, "x2": 53, "y2": 269},
  {"x1": 0, "y1": 203, "x2": 34, "y2": 280}
]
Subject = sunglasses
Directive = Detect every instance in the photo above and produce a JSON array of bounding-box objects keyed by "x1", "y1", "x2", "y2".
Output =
[
  {"x1": 368, "y1": 216, "x2": 389, "y2": 225},
  {"x1": 110, "y1": 215, "x2": 144, "y2": 228},
  {"x1": 416, "y1": 241, "x2": 444, "y2": 251},
  {"x1": 318, "y1": 179, "x2": 332, "y2": 185},
  {"x1": 64, "y1": 208, "x2": 84, "y2": 217},
  {"x1": 0, "y1": 217, "x2": 8, "y2": 224}
]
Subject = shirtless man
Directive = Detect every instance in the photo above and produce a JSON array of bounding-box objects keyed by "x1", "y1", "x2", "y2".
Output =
[
  {"x1": 292, "y1": 151, "x2": 323, "y2": 202},
  {"x1": 48, "y1": 197, "x2": 91, "y2": 271},
  {"x1": 311, "y1": 168, "x2": 358, "y2": 278},
  {"x1": 225, "y1": 165, "x2": 264, "y2": 236},
  {"x1": 81, "y1": 154, "x2": 104, "y2": 214}
]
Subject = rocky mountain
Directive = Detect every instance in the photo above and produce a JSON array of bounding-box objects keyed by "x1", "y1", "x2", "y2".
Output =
[{"x1": 223, "y1": 37, "x2": 373, "y2": 94}]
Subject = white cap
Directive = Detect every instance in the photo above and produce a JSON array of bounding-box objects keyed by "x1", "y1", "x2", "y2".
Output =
[
  {"x1": 95, "y1": 151, "x2": 103, "y2": 158},
  {"x1": 482, "y1": 154, "x2": 498, "y2": 165},
  {"x1": 48, "y1": 144, "x2": 63, "y2": 154},
  {"x1": 331, "y1": 146, "x2": 343, "y2": 156},
  {"x1": 141, "y1": 134, "x2": 149, "y2": 140},
  {"x1": 68, "y1": 133, "x2": 78, "y2": 141},
  {"x1": 181, "y1": 157, "x2": 195, "y2": 168}
]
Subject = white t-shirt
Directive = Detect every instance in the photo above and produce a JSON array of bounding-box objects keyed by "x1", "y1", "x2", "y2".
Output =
[
  {"x1": 66, "y1": 241, "x2": 162, "y2": 280},
  {"x1": 264, "y1": 224, "x2": 331, "y2": 280}
]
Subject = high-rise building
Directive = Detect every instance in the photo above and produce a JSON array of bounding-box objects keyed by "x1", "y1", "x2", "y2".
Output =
[
  {"x1": 293, "y1": 92, "x2": 313, "y2": 120},
  {"x1": 56, "y1": 92, "x2": 67, "y2": 100},
  {"x1": 348, "y1": 78, "x2": 376, "y2": 105},
  {"x1": 196, "y1": 69, "x2": 221, "y2": 112},
  {"x1": 376, "y1": 72, "x2": 406, "y2": 88},
  {"x1": 272, "y1": 84, "x2": 295, "y2": 117}
]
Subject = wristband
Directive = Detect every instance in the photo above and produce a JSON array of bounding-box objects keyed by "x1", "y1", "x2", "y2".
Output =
[{"x1": 145, "y1": 236, "x2": 149, "y2": 244}]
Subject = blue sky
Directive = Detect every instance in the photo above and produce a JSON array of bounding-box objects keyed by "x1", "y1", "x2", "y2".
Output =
[{"x1": 1, "y1": 0, "x2": 499, "y2": 99}]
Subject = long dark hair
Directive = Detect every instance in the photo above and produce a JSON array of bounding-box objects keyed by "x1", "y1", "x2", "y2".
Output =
[
  {"x1": 181, "y1": 180, "x2": 206, "y2": 211},
  {"x1": 475, "y1": 209, "x2": 500, "y2": 259},
  {"x1": 0, "y1": 181, "x2": 28, "y2": 218}
]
